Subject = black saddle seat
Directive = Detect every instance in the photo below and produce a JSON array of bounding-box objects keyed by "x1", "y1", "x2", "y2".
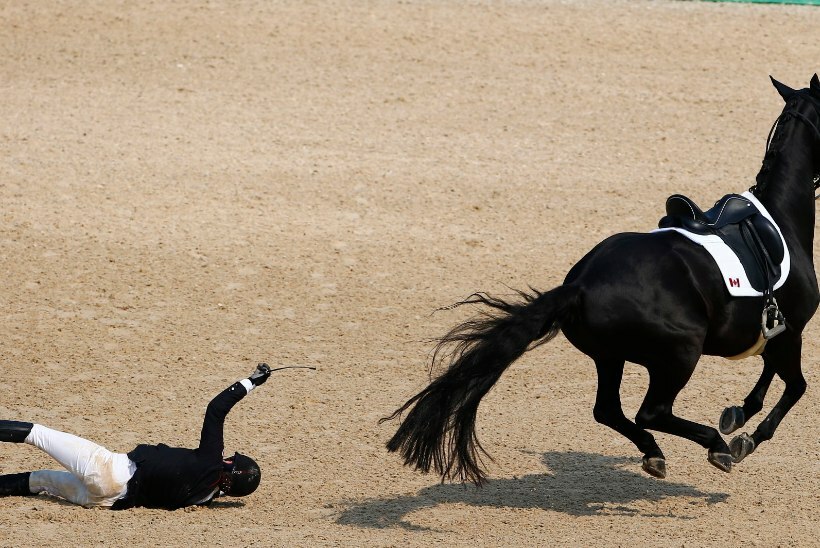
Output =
[
  {"x1": 664, "y1": 194, "x2": 756, "y2": 229},
  {"x1": 658, "y1": 193, "x2": 785, "y2": 293}
]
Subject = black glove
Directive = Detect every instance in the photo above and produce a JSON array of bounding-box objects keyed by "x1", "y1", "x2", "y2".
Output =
[{"x1": 249, "y1": 363, "x2": 272, "y2": 386}]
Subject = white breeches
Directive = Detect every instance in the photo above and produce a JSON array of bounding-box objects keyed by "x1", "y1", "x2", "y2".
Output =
[{"x1": 24, "y1": 424, "x2": 136, "y2": 507}]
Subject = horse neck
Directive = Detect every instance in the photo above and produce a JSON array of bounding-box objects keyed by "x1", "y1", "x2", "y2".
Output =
[{"x1": 755, "y1": 122, "x2": 819, "y2": 257}]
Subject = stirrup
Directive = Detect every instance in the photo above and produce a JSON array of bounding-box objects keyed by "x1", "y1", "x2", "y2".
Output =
[{"x1": 762, "y1": 300, "x2": 786, "y2": 339}]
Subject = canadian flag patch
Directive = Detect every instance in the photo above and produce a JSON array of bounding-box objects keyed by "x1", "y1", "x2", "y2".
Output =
[{"x1": 728, "y1": 277, "x2": 740, "y2": 287}]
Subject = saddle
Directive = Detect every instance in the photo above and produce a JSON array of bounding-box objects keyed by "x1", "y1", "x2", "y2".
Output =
[{"x1": 658, "y1": 193, "x2": 786, "y2": 338}]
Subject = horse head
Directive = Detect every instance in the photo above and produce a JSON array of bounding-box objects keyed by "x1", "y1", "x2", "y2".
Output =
[
  {"x1": 769, "y1": 75, "x2": 820, "y2": 156},
  {"x1": 755, "y1": 76, "x2": 820, "y2": 207}
]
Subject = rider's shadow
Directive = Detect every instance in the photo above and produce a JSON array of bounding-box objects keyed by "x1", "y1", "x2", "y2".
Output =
[{"x1": 336, "y1": 451, "x2": 729, "y2": 530}]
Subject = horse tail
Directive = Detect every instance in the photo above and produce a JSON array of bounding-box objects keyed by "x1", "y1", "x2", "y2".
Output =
[{"x1": 382, "y1": 284, "x2": 580, "y2": 485}]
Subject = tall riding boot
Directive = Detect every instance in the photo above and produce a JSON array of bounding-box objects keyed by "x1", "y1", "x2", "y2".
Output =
[
  {"x1": 0, "y1": 421, "x2": 33, "y2": 443},
  {"x1": 0, "y1": 472, "x2": 32, "y2": 496}
]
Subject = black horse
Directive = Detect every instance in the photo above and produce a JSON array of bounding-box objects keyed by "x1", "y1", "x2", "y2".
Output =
[{"x1": 383, "y1": 75, "x2": 820, "y2": 483}]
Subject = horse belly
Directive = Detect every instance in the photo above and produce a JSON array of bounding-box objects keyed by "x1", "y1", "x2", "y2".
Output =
[{"x1": 561, "y1": 232, "x2": 730, "y2": 364}]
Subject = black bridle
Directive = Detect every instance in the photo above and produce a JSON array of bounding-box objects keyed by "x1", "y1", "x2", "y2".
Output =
[{"x1": 760, "y1": 91, "x2": 820, "y2": 199}]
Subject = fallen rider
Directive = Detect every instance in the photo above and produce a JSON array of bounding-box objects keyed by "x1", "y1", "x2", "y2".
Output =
[{"x1": 0, "y1": 363, "x2": 272, "y2": 509}]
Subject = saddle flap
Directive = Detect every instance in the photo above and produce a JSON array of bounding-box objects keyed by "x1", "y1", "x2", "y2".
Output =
[{"x1": 750, "y1": 215, "x2": 785, "y2": 265}]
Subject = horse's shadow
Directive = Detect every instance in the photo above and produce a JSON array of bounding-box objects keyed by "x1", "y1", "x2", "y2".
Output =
[{"x1": 336, "y1": 451, "x2": 729, "y2": 530}]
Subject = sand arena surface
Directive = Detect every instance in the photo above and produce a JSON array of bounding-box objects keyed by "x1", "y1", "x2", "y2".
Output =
[{"x1": 1, "y1": 0, "x2": 819, "y2": 545}]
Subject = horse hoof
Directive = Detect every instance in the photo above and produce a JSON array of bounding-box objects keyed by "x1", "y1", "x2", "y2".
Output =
[
  {"x1": 729, "y1": 433, "x2": 756, "y2": 463},
  {"x1": 719, "y1": 406, "x2": 746, "y2": 435},
  {"x1": 708, "y1": 451, "x2": 733, "y2": 473},
  {"x1": 642, "y1": 456, "x2": 666, "y2": 479}
]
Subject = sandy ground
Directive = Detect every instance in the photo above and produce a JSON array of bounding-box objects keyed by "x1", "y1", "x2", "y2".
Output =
[{"x1": 1, "y1": 0, "x2": 819, "y2": 546}]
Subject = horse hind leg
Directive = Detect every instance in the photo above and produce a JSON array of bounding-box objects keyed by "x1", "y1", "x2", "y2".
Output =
[
  {"x1": 592, "y1": 359, "x2": 666, "y2": 478},
  {"x1": 636, "y1": 362, "x2": 734, "y2": 474}
]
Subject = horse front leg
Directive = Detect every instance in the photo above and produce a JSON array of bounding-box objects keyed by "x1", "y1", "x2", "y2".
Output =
[
  {"x1": 729, "y1": 337, "x2": 807, "y2": 463},
  {"x1": 719, "y1": 360, "x2": 776, "y2": 435}
]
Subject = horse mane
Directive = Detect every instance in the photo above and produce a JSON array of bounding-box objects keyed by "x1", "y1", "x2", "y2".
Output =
[{"x1": 751, "y1": 110, "x2": 789, "y2": 197}]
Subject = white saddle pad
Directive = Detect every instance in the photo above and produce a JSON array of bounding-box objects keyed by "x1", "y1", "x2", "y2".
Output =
[{"x1": 652, "y1": 191, "x2": 790, "y2": 297}]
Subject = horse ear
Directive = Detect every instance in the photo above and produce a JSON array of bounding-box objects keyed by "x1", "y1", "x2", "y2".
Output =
[
  {"x1": 811, "y1": 74, "x2": 820, "y2": 94},
  {"x1": 770, "y1": 76, "x2": 796, "y2": 101}
]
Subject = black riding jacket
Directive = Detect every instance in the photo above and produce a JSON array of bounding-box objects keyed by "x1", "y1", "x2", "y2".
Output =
[{"x1": 111, "y1": 381, "x2": 249, "y2": 510}]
